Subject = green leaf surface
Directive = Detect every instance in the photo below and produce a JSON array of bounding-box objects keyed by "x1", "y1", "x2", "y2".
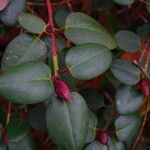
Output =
[
  {"x1": 85, "y1": 111, "x2": 97, "y2": 144},
  {"x1": 28, "y1": 104, "x2": 47, "y2": 132},
  {"x1": 115, "y1": 113, "x2": 142, "y2": 143},
  {"x1": 0, "y1": 62, "x2": 54, "y2": 104},
  {"x1": 7, "y1": 117, "x2": 29, "y2": 142},
  {"x1": 8, "y1": 135, "x2": 37, "y2": 150},
  {"x1": 110, "y1": 59, "x2": 141, "y2": 85},
  {"x1": 54, "y1": 7, "x2": 69, "y2": 27},
  {"x1": 115, "y1": 84, "x2": 143, "y2": 114},
  {"x1": 46, "y1": 92, "x2": 89, "y2": 150},
  {"x1": 65, "y1": 12, "x2": 117, "y2": 50},
  {"x1": 65, "y1": 43, "x2": 112, "y2": 80},
  {"x1": 108, "y1": 138, "x2": 125, "y2": 150},
  {"x1": 80, "y1": 89, "x2": 104, "y2": 111},
  {"x1": 1, "y1": 33, "x2": 47, "y2": 70},
  {"x1": 85, "y1": 141, "x2": 107, "y2": 150},
  {"x1": 18, "y1": 12, "x2": 46, "y2": 34},
  {"x1": 0, "y1": 0, "x2": 26, "y2": 26},
  {"x1": 146, "y1": 0, "x2": 150, "y2": 13},
  {"x1": 115, "y1": 30, "x2": 141, "y2": 52},
  {"x1": 113, "y1": 0, "x2": 135, "y2": 5}
]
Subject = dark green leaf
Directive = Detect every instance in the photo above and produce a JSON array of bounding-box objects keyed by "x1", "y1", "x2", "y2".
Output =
[
  {"x1": 85, "y1": 141, "x2": 107, "y2": 150},
  {"x1": 108, "y1": 138, "x2": 125, "y2": 150},
  {"x1": 113, "y1": 0, "x2": 135, "y2": 5},
  {"x1": 46, "y1": 92, "x2": 89, "y2": 150},
  {"x1": 146, "y1": 0, "x2": 150, "y2": 13},
  {"x1": 80, "y1": 89, "x2": 104, "y2": 111},
  {"x1": 65, "y1": 12, "x2": 117, "y2": 50},
  {"x1": 0, "y1": 62, "x2": 54, "y2": 104},
  {"x1": 115, "y1": 84, "x2": 143, "y2": 114},
  {"x1": 18, "y1": 12, "x2": 46, "y2": 34},
  {"x1": 28, "y1": 104, "x2": 47, "y2": 132},
  {"x1": 54, "y1": 7, "x2": 69, "y2": 27},
  {"x1": 115, "y1": 30, "x2": 141, "y2": 52},
  {"x1": 65, "y1": 43, "x2": 112, "y2": 80},
  {"x1": 115, "y1": 113, "x2": 142, "y2": 143},
  {"x1": 85, "y1": 111, "x2": 97, "y2": 144},
  {"x1": 7, "y1": 117, "x2": 29, "y2": 142},
  {"x1": 8, "y1": 135, "x2": 37, "y2": 150},
  {"x1": 0, "y1": 0, "x2": 26, "y2": 26},
  {"x1": 1, "y1": 33, "x2": 47, "y2": 70},
  {"x1": 110, "y1": 59, "x2": 141, "y2": 85}
]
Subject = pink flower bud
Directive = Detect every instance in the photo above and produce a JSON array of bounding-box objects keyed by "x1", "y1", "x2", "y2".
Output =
[
  {"x1": 97, "y1": 130, "x2": 109, "y2": 145},
  {"x1": 52, "y1": 76, "x2": 72, "y2": 102},
  {"x1": 138, "y1": 79, "x2": 150, "y2": 98}
]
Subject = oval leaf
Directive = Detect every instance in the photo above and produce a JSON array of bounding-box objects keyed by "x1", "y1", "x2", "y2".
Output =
[
  {"x1": 0, "y1": 62, "x2": 54, "y2": 104},
  {"x1": 108, "y1": 138, "x2": 125, "y2": 150},
  {"x1": 110, "y1": 59, "x2": 141, "y2": 85},
  {"x1": 115, "y1": 30, "x2": 141, "y2": 52},
  {"x1": 115, "y1": 113, "x2": 142, "y2": 143},
  {"x1": 65, "y1": 43, "x2": 112, "y2": 80},
  {"x1": 113, "y1": 0, "x2": 135, "y2": 5},
  {"x1": 0, "y1": 0, "x2": 26, "y2": 26},
  {"x1": 65, "y1": 12, "x2": 117, "y2": 50},
  {"x1": 46, "y1": 92, "x2": 89, "y2": 150},
  {"x1": 1, "y1": 33, "x2": 47, "y2": 70},
  {"x1": 116, "y1": 84, "x2": 143, "y2": 114},
  {"x1": 0, "y1": 0, "x2": 10, "y2": 11},
  {"x1": 18, "y1": 12, "x2": 46, "y2": 34},
  {"x1": 7, "y1": 117, "x2": 29, "y2": 142},
  {"x1": 85, "y1": 141, "x2": 107, "y2": 150}
]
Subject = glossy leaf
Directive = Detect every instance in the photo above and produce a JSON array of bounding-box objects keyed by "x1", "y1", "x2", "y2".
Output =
[
  {"x1": 18, "y1": 12, "x2": 46, "y2": 34},
  {"x1": 115, "y1": 113, "x2": 142, "y2": 143},
  {"x1": 0, "y1": 0, "x2": 10, "y2": 11},
  {"x1": 113, "y1": 0, "x2": 135, "y2": 5},
  {"x1": 0, "y1": 0, "x2": 26, "y2": 26},
  {"x1": 65, "y1": 12, "x2": 117, "y2": 50},
  {"x1": 110, "y1": 59, "x2": 141, "y2": 85},
  {"x1": 46, "y1": 92, "x2": 89, "y2": 150},
  {"x1": 85, "y1": 141, "x2": 107, "y2": 150},
  {"x1": 115, "y1": 30, "x2": 141, "y2": 52},
  {"x1": 1, "y1": 33, "x2": 47, "y2": 70},
  {"x1": 8, "y1": 135, "x2": 37, "y2": 150},
  {"x1": 85, "y1": 111, "x2": 97, "y2": 143},
  {"x1": 80, "y1": 89, "x2": 104, "y2": 111},
  {"x1": 116, "y1": 84, "x2": 143, "y2": 114},
  {"x1": 65, "y1": 43, "x2": 112, "y2": 80},
  {"x1": 108, "y1": 138, "x2": 125, "y2": 150},
  {"x1": 7, "y1": 117, "x2": 29, "y2": 142},
  {"x1": 0, "y1": 62, "x2": 54, "y2": 104},
  {"x1": 28, "y1": 104, "x2": 47, "y2": 132}
]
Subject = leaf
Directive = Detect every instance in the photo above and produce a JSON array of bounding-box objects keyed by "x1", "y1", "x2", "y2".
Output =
[
  {"x1": 0, "y1": 62, "x2": 54, "y2": 104},
  {"x1": 115, "y1": 113, "x2": 142, "y2": 143},
  {"x1": 85, "y1": 141, "x2": 107, "y2": 150},
  {"x1": 46, "y1": 92, "x2": 89, "y2": 150},
  {"x1": 113, "y1": 0, "x2": 135, "y2": 5},
  {"x1": 80, "y1": 89, "x2": 104, "y2": 111},
  {"x1": 108, "y1": 138, "x2": 125, "y2": 150},
  {"x1": 65, "y1": 43, "x2": 112, "y2": 80},
  {"x1": 7, "y1": 117, "x2": 29, "y2": 142},
  {"x1": 54, "y1": 7, "x2": 69, "y2": 27},
  {"x1": 0, "y1": 140, "x2": 7, "y2": 150},
  {"x1": 18, "y1": 12, "x2": 46, "y2": 34},
  {"x1": 0, "y1": 0, "x2": 10, "y2": 11},
  {"x1": 85, "y1": 111, "x2": 97, "y2": 144},
  {"x1": 65, "y1": 12, "x2": 117, "y2": 50},
  {"x1": 1, "y1": 33, "x2": 47, "y2": 70},
  {"x1": 110, "y1": 59, "x2": 141, "y2": 85},
  {"x1": 146, "y1": 0, "x2": 150, "y2": 13},
  {"x1": 28, "y1": 104, "x2": 47, "y2": 132},
  {"x1": 8, "y1": 135, "x2": 37, "y2": 150},
  {"x1": 0, "y1": 0, "x2": 26, "y2": 26},
  {"x1": 115, "y1": 30, "x2": 141, "y2": 52},
  {"x1": 116, "y1": 84, "x2": 143, "y2": 114}
]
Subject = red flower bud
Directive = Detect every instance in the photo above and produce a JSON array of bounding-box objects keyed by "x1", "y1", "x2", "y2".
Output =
[
  {"x1": 138, "y1": 79, "x2": 150, "y2": 98},
  {"x1": 52, "y1": 76, "x2": 72, "y2": 102},
  {"x1": 97, "y1": 130, "x2": 109, "y2": 145}
]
